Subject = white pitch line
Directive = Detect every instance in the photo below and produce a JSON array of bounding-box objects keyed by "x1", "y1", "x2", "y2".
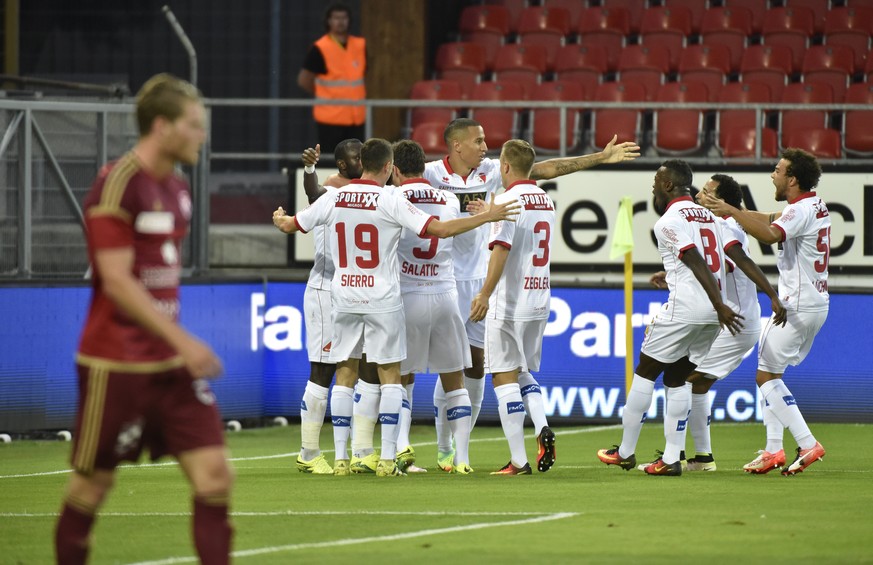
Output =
[
  {"x1": 0, "y1": 425, "x2": 621, "y2": 480},
  {"x1": 1, "y1": 509, "x2": 559, "y2": 519},
  {"x1": 127, "y1": 511, "x2": 580, "y2": 565}
]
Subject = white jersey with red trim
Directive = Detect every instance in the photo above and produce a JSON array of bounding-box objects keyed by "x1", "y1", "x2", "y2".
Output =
[
  {"x1": 423, "y1": 157, "x2": 502, "y2": 281},
  {"x1": 655, "y1": 196, "x2": 731, "y2": 324},
  {"x1": 772, "y1": 191, "x2": 830, "y2": 312},
  {"x1": 295, "y1": 179, "x2": 435, "y2": 313},
  {"x1": 395, "y1": 179, "x2": 460, "y2": 295},
  {"x1": 719, "y1": 216, "x2": 761, "y2": 321},
  {"x1": 305, "y1": 187, "x2": 337, "y2": 290},
  {"x1": 487, "y1": 180, "x2": 555, "y2": 321}
]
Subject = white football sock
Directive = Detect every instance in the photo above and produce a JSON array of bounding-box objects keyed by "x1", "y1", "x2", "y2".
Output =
[
  {"x1": 396, "y1": 386, "x2": 412, "y2": 451},
  {"x1": 663, "y1": 385, "x2": 691, "y2": 464},
  {"x1": 433, "y1": 379, "x2": 452, "y2": 453},
  {"x1": 446, "y1": 388, "x2": 472, "y2": 465},
  {"x1": 495, "y1": 383, "x2": 528, "y2": 467},
  {"x1": 464, "y1": 375, "x2": 486, "y2": 428},
  {"x1": 518, "y1": 372, "x2": 549, "y2": 437},
  {"x1": 761, "y1": 397, "x2": 785, "y2": 453},
  {"x1": 760, "y1": 379, "x2": 816, "y2": 450},
  {"x1": 690, "y1": 390, "x2": 712, "y2": 455},
  {"x1": 379, "y1": 384, "x2": 404, "y2": 461},
  {"x1": 619, "y1": 375, "x2": 655, "y2": 459},
  {"x1": 352, "y1": 380, "x2": 380, "y2": 458},
  {"x1": 330, "y1": 385, "x2": 354, "y2": 460},
  {"x1": 300, "y1": 381, "x2": 329, "y2": 460}
]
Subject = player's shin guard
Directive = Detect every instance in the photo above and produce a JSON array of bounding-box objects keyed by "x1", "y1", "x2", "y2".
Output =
[
  {"x1": 300, "y1": 381, "x2": 329, "y2": 460},
  {"x1": 55, "y1": 494, "x2": 96, "y2": 565},
  {"x1": 193, "y1": 494, "x2": 232, "y2": 565},
  {"x1": 663, "y1": 384, "x2": 691, "y2": 464},
  {"x1": 760, "y1": 379, "x2": 816, "y2": 450},
  {"x1": 464, "y1": 375, "x2": 485, "y2": 427},
  {"x1": 353, "y1": 380, "x2": 380, "y2": 458},
  {"x1": 518, "y1": 372, "x2": 548, "y2": 437},
  {"x1": 330, "y1": 385, "x2": 354, "y2": 460},
  {"x1": 495, "y1": 383, "x2": 528, "y2": 467},
  {"x1": 446, "y1": 389, "x2": 473, "y2": 465},
  {"x1": 396, "y1": 387, "x2": 412, "y2": 451},
  {"x1": 690, "y1": 389, "x2": 712, "y2": 455},
  {"x1": 761, "y1": 396, "x2": 785, "y2": 453},
  {"x1": 619, "y1": 375, "x2": 655, "y2": 459},
  {"x1": 379, "y1": 384, "x2": 403, "y2": 461},
  {"x1": 433, "y1": 378, "x2": 452, "y2": 453}
]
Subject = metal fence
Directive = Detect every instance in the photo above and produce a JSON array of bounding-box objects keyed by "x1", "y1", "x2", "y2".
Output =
[{"x1": 2, "y1": 96, "x2": 871, "y2": 279}]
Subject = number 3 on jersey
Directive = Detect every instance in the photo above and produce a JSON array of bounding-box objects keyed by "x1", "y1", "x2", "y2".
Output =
[
  {"x1": 336, "y1": 222, "x2": 379, "y2": 268},
  {"x1": 533, "y1": 221, "x2": 550, "y2": 266}
]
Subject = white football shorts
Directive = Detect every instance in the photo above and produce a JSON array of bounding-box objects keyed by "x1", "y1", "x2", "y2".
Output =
[
  {"x1": 303, "y1": 286, "x2": 333, "y2": 363},
  {"x1": 641, "y1": 314, "x2": 721, "y2": 366},
  {"x1": 758, "y1": 309, "x2": 827, "y2": 374},
  {"x1": 456, "y1": 278, "x2": 486, "y2": 349},
  {"x1": 484, "y1": 318, "x2": 548, "y2": 374},
  {"x1": 329, "y1": 309, "x2": 407, "y2": 365},
  {"x1": 401, "y1": 289, "x2": 472, "y2": 375},
  {"x1": 694, "y1": 321, "x2": 761, "y2": 379}
]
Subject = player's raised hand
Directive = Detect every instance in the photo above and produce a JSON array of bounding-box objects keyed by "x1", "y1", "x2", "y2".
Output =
[
  {"x1": 302, "y1": 144, "x2": 320, "y2": 168},
  {"x1": 649, "y1": 271, "x2": 668, "y2": 289},
  {"x1": 272, "y1": 206, "x2": 293, "y2": 233},
  {"x1": 770, "y1": 297, "x2": 788, "y2": 327},
  {"x1": 716, "y1": 303, "x2": 744, "y2": 336},
  {"x1": 482, "y1": 192, "x2": 521, "y2": 223},
  {"x1": 601, "y1": 135, "x2": 641, "y2": 163},
  {"x1": 697, "y1": 191, "x2": 732, "y2": 217},
  {"x1": 470, "y1": 292, "x2": 489, "y2": 323},
  {"x1": 466, "y1": 198, "x2": 486, "y2": 216}
]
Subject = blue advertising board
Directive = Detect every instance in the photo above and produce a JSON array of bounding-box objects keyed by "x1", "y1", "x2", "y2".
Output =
[{"x1": 1, "y1": 282, "x2": 870, "y2": 432}]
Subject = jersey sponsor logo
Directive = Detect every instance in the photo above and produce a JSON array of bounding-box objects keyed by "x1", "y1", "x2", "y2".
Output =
[
  {"x1": 507, "y1": 401, "x2": 525, "y2": 415},
  {"x1": 401, "y1": 261, "x2": 439, "y2": 277},
  {"x1": 335, "y1": 191, "x2": 379, "y2": 210},
  {"x1": 455, "y1": 191, "x2": 487, "y2": 210},
  {"x1": 521, "y1": 193, "x2": 554, "y2": 211},
  {"x1": 679, "y1": 207, "x2": 714, "y2": 223},
  {"x1": 135, "y1": 211, "x2": 174, "y2": 234},
  {"x1": 781, "y1": 208, "x2": 797, "y2": 223},
  {"x1": 661, "y1": 227, "x2": 679, "y2": 244},
  {"x1": 447, "y1": 406, "x2": 472, "y2": 420},
  {"x1": 404, "y1": 188, "x2": 448, "y2": 205},
  {"x1": 340, "y1": 274, "x2": 375, "y2": 287},
  {"x1": 152, "y1": 297, "x2": 180, "y2": 319},
  {"x1": 523, "y1": 276, "x2": 550, "y2": 290},
  {"x1": 378, "y1": 412, "x2": 399, "y2": 425}
]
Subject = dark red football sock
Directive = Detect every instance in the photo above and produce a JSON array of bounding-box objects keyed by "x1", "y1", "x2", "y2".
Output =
[
  {"x1": 193, "y1": 495, "x2": 232, "y2": 565},
  {"x1": 55, "y1": 498, "x2": 96, "y2": 565}
]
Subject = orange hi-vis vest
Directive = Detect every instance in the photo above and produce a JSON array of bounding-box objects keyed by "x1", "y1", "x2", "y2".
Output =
[{"x1": 313, "y1": 34, "x2": 366, "y2": 126}]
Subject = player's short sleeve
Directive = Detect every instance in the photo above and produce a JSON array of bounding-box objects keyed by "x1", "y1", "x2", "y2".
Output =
[
  {"x1": 295, "y1": 192, "x2": 334, "y2": 233},
  {"x1": 654, "y1": 214, "x2": 694, "y2": 257},
  {"x1": 85, "y1": 171, "x2": 143, "y2": 250},
  {"x1": 488, "y1": 194, "x2": 517, "y2": 250},
  {"x1": 772, "y1": 201, "x2": 810, "y2": 243}
]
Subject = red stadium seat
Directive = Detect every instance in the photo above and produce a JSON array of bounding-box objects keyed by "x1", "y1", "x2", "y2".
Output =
[
  {"x1": 553, "y1": 44, "x2": 608, "y2": 98},
  {"x1": 640, "y1": 6, "x2": 694, "y2": 71},
  {"x1": 618, "y1": 44, "x2": 671, "y2": 100},
  {"x1": 661, "y1": 0, "x2": 708, "y2": 36},
  {"x1": 529, "y1": 80, "x2": 586, "y2": 152},
  {"x1": 576, "y1": 7, "x2": 630, "y2": 72},
  {"x1": 722, "y1": 0, "x2": 768, "y2": 35},
  {"x1": 700, "y1": 7, "x2": 753, "y2": 71},
  {"x1": 411, "y1": 122, "x2": 448, "y2": 156},
  {"x1": 435, "y1": 42, "x2": 488, "y2": 99},
  {"x1": 843, "y1": 82, "x2": 873, "y2": 156},
  {"x1": 824, "y1": 7, "x2": 873, "y2": 74},
  {"x1": 484, "y1": 0, "x2": 529, "y2": 33},
  {"x1": 408, "y1": 80, "x2": 463, "y2": 131},
  {"x1": 802, "y1": 45, "x2": 855, "y2": 102},
  {"x1": 653, "y1": 82, "x2": 709, "y2": 155},
  {"x1": 762, "y1": 7, "x2": 816, "y2": 73},
  {"x1": 740, "y1": 44, "x2": 793, "y2": 100},
  {"x1": 459, "y1": 5, "x2": 511, "y2": 36},
  {"x1": 469, "y1": 81, "x2": 527, "y2": 149},
  {"x1": 600, "y1": 0, "x2": 646, "y2": 34},
  {"x1": 716, "y1": 82, "x2": 775, "y2": 157},
  {"x1": 678, "y1": 44, "x2": 732, "y2": 102},
  {"x1": 518, "y1": 6, "x2": 572, "y2": 36},
  {"x1": 493, "y1": 44, "x2": 549, "y2": 96},
  {"x1": 783, "y1": 128, "x2": 842, "y2": 159},
  {"x1": 592, "y1": 82, "x2": 646, "y2": 150},
  {"x1": 517, "y1": 32, "x2": 565, "y2": 73},
  {"x1": 540, "y1": 0, "x2": 586, "y2": 25},
  {"x1": 783, "y1": 0, "x2": 830, "y2": 35},
  {"x1": 779, "y1": 82, "x2": 834, "y2": 148}
]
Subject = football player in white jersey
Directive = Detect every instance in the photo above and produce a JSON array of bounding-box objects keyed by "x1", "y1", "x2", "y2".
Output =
[
  {"x1": 650, "y1": 174, "x2": 786, "y2": 472},
  {"x1": 425, "y1": 117, "x2": 640, "y2": 471},
  {"x1": 700, "y1": 149, "x2": 830, "y2": 476},
  {"x1": 273, "y1": 138, "x2": 519, "y2": 477},
  {"x1": 390, "y1": 140, "x2": 475, "y2": 474},
  {"x1": 597, "y1": 160, "x2": 743, "y2": 476},
  {"x1": 469, "y1": 140, "x2": 557, "y2": 476}
]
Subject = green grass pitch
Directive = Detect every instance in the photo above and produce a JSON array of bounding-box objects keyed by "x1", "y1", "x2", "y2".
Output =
[{"x1": 2, "y1": 422, "x2": 871, "y2": 564}]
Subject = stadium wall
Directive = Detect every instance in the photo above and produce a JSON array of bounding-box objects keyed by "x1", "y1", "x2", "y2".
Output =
[{"x1": 1, "y1": 281, "x2": 870, "y2": 433}]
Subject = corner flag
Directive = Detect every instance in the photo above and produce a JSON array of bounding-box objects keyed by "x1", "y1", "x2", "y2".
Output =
[
  {"x1": 610, "y1": 197, "x2": 635, "y2": 396},
  {"x1": 609, "y1": 197, "x2": 634, "y2": 259}
]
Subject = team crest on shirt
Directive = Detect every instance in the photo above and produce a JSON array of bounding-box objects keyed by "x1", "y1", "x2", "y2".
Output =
[
  {"x1": 479, "y1": 173, "x2": 487, "y2": 182},
  {"x1": 114, "y1": 419, "x2": 144, "y2": 456}
]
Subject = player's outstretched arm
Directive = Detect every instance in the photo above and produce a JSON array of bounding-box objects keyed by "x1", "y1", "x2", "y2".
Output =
[
  {"x1": 726, "y1": 245, "x2": 787, "y2": 327},
  {"x1": 681, "y1": 247, "x2": 744, "y2": 335},
  {"x1": 302, "y1": 144, "x2": 328, "y2": 204},
  {"x1": 698, "y1": 192, "x2": 782, "y2": 245},
  {"x1": 94, "y1": 247, "x2": 223, "y2": 379},
  {"x1": 427, "y1": 193, "x2": 520, "y2": 238},
  {"x1": 272, "y1": 206, "x2": 300, "y2": 234},
  {"x1": 529, "y1": 135, "x2": 641, "y2": 180},
  {"x1": 470, "y1": 244, "x2": 510, "y2": 323}
]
